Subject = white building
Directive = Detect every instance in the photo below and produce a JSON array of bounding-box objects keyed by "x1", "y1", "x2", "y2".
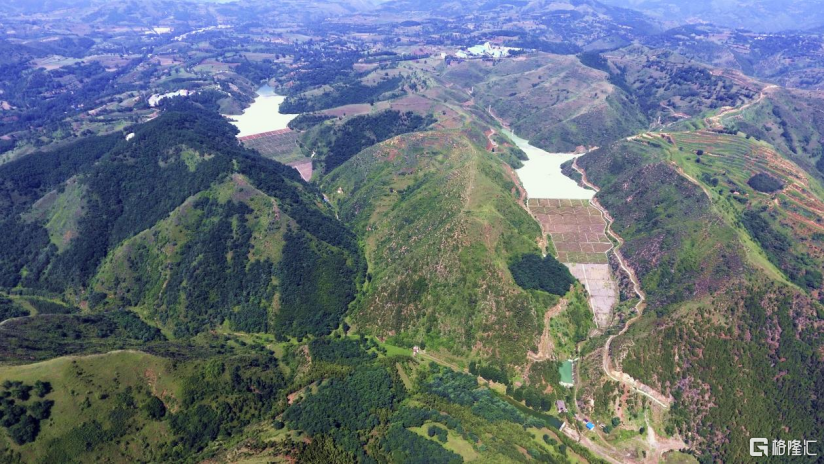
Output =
[{"x1": 148, "y1": 89, "x2": 193, "y2": 107}]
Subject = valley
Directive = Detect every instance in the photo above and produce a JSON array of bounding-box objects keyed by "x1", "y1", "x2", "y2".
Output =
[
  {"x1": 0, "y1": 0, "x2": 822, "y2": 463},
  {"x1": 501, "y1": 107, "x2": 682, "y2": 464},
  {"x1": 508, "y1": 131, "x2": 617, "y2": 330}
]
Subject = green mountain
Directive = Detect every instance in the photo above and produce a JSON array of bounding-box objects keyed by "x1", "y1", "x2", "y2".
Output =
[
  {"x1": 0, "y1": 102, "x2": 381, "y2": 463},
  {"x1": 323, "y1": 128, "x2": 591, "y2": 365},
  {"x1": 443, "y1": 54, "x2": 647, "y2": 152},
  {"x1": 0, "y1": 101, "x2": 362, "y2": 340},
  {"x1": 576, "y1": 130, "x2": 824, "y2": 461}
]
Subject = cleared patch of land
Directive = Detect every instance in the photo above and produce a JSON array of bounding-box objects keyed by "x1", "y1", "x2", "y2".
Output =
[
  {"x1": 287, "y1": 159, "x2": 313, "y2": 182},
  {"x1": 567, "y1": 263, "x2": 616, "y2": 328},
  {"x1": 524, "y1": 199, "x2": 617, "y2": 329}
]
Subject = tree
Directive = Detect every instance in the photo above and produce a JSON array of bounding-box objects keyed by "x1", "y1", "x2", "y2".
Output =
[
  {"x1": 427, "y1": 424, "x2": 448, "y2": 442},
  {"x1": 7, "y1": 414, "x2": 39, "y2": 445},
  {"x1": 12, "y1": 385, "x2": 32, "y2": 401},
  {"x1": 33, "y1": 381, "x2": 52, "y2": 398},
  {"x1": 28, "y1": 400, "x2": 54, "y2": 421},
  {"x1": 747, "y1": 173, "x2": 783, "y2": 193},
  {"x1": 144, "y1": 396, "x2": 166, "y2": 420}
]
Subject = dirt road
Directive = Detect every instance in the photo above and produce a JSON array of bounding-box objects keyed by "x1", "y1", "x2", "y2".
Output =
[{"x1": 571, "y1": 159, "x2": 672, "y2": 410}]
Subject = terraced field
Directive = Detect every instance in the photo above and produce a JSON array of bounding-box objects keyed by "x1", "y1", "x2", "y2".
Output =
[
  {"x1": 657, "y1": 131, "x2": 824, "y2": 291},
  {"x1": 240, "y1": 128, "x2": 300, "y2": 162},
  {"x1": 525, "y1": 198, "x2": 617, "y2": 329},
  {"x1": 668, "y1": 131, "x2": 824, "y2": 229},
  {"x1": 528, "y1": 199, "x2": 612, "y2": 264}
]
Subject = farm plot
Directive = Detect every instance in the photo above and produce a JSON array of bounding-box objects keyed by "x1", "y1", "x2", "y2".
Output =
[
  {"x1": 528, "y1": 199, "x2": 612, "y2": 264},
  {"x1": 527, "y1": 198, "x2": 617, "y2": 328},
  {"x1": 240, "y1": 129, "x2": 300, "y2": 162}
]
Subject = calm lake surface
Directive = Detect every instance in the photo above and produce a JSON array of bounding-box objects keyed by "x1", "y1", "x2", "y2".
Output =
[
  {"x1": 505, "y1": 129, "x2": 594, "y2": 200},
  {"x1": 227, "y1": 85, "x2": 297, "y2": 137}
]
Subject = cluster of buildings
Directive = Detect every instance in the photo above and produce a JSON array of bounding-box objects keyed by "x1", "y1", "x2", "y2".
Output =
[{"x1": 453, "y1": 41, "x2": 520, "y2": 59}]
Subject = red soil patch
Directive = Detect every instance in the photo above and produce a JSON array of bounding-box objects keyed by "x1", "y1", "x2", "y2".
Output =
[
  {"x1": 287, "y1": 159, "x2": 313, "y2": 182},
  {"x1": 320, "y1": 104, "x2": 372, "y2": 118},
  {"x1": 238, "y1": 128, "x2": 293, "y2": 141}
]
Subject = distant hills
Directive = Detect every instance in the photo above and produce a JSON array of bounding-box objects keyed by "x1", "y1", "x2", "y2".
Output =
[{"x1": 599, "y1": 0, "x2": 824, "y2": 32}]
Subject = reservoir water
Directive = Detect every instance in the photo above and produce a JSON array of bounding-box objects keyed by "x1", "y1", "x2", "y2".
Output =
[
  {"x1": 505, "y1": 129, "x2": 615, "y2": 331},
  {"x1": 226, "y1": 85, "x2": 297, "y2": 137},
  {"x1": 504, "y1": 129, "x2": 594, "y2": 200}
]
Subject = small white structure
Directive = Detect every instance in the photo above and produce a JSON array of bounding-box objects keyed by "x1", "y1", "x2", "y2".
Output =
[
  {"x1": 148, "y1": 89, "x2": 192, "y2": 107},
  {"x1": 125, "y1": 133, "x2": 135, "y2": 141},
  {"x1": 174, "y1": 25, "x2": 231, "y2": 42}
]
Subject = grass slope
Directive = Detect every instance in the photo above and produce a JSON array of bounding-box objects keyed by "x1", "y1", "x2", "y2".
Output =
[
  {"x1": 323, "y1": 130, "x2": 557, "y2": 366},
  {"x1": 0, "y1": 351, "x2": 175, "y2": 463},
  {"x1": 445, "y1": 54, "x2": 646, "y2": 152}
]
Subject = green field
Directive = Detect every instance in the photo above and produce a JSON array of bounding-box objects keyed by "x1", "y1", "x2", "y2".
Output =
[{"x1": 559, "y1": 360, "x2": 574, "y2": 387}]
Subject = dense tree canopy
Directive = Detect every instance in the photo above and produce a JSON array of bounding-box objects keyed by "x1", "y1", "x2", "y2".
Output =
[
  {"x1": 747, "y1": 173, "x2": 783, "y2": 193},
  {"x1": 509, "y1": 254, "x2": 576, "y2": 296}
]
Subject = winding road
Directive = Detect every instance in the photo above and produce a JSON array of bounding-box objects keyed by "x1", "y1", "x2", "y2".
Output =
[
  {"x1": 571, "y1": 158, "x2": 672, "y2": 410},
  {"x1": 704, "y1": 84, "x2": 778, "y2": 130}
]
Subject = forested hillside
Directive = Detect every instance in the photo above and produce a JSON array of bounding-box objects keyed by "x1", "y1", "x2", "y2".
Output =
[
  {"x1": 577, "y1": 135, "x2": 823, "y2": 461},
  {"x1": 0, "y1": 101, "x2": 363, "y2": 340}
]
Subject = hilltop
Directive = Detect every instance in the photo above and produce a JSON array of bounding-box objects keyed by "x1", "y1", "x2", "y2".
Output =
[{"x1": 323, "y1": 128, "x2": 593, "y2": 366}]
